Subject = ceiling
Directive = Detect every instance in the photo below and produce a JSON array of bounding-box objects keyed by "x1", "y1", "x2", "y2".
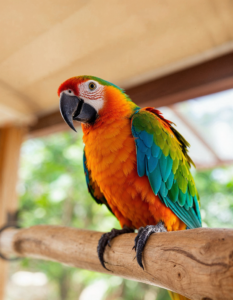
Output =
[{"x1": 0, "y1": 0, "x2": 233, "y2": 127}]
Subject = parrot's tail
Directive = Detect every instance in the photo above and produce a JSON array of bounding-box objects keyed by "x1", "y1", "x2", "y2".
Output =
[{"x1": 168, "y1": 291, "x2": 191, "y2": 300}]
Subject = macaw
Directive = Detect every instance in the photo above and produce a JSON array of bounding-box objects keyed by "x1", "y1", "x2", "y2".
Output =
[{"x1": 58, "y1": 76, "x2": 202, "y2": 300}]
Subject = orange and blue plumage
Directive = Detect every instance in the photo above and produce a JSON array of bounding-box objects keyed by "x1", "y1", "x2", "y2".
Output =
[
  {"x1": 131, "y1": 107, "x2": 201, "y2": 229},
  {"x1": 83, "y1": 105, "x2": 202, "y2": 230},
  {"x1": 58, "y1": 75, "x2": 202, "y2": 300}
]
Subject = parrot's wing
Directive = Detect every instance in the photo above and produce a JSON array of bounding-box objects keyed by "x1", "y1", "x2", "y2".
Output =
[
  {"x1": 83, "y1": 150, "x2": 114, "y2": 215},
  {"x1": 131, "y1": 108, "x2": 202, "y2": 229}
]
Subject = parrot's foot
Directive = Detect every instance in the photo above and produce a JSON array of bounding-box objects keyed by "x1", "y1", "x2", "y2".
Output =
[
  {"x1": 133, "y1": 221, "x2": 167, "y2": 269},
  {"x1": 97, "y1": 226, "x2": 134, "y2": 271}
]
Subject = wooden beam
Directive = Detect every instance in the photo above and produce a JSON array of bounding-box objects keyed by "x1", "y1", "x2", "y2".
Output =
[
  {"x1": 195, "y1": 160, "x2": 233, "y2": 170},
  {"x1": 1, "y1": 226, "x2": 233, "y2": 300},
  {"x1": 0, "y1": 127, "x2": 26, "y2": 300},
  {"x1": 28, "y1": 52, "x2": 233, "y2": 138},
  {"x1": 127, "y1": 52, "x2": 233, "y2": 107},
  {"x1": 28, "y1": 111, "x2": 68, "y2": 139}
]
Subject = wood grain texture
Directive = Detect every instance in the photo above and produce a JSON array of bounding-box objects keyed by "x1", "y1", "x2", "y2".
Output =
[
  {"x1": 126, "y1": 52, "x2": 233, "y2": 108},
  {"x1": 1, "y1": 226, "x2": 233, "y2": 300}
]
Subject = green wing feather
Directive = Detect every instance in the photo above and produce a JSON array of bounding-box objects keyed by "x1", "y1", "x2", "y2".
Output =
[
  {"x1": 83, "y1": 150, "x2": 114, "y2": 215},
  {"x1": 131, "y1": 108, "x2": 201, "y2": 229}
]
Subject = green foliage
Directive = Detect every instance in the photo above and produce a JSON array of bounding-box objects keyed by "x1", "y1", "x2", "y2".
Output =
[
  {"x1": 193, "y1": 167, "x2": 233, "y2": 228},
  {"x1": 16, "y1": 130, "x2": 233, "y2": 300}
]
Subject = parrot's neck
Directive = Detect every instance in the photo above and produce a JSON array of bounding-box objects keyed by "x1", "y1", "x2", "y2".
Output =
[
  {"x1": 82, "y1": 87, "x2": 138, "y2": 135},
  {"x1": 81, "y1": 89, "x2": 139, "y2": 187}
]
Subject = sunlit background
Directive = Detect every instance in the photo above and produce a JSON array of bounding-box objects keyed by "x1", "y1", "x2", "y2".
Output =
[{"x1": 0, "y1": 1, "x2": 233, "y2": 300}]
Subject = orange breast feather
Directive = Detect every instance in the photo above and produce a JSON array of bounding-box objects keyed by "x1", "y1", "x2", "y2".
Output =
[{"x1": 82, "y1": 87, "x2": 185, "y2": 231}]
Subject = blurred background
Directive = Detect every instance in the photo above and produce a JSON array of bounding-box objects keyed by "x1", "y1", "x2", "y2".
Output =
[{"x1": 0, "y1": 1, "x2": 233, "y2": 300}]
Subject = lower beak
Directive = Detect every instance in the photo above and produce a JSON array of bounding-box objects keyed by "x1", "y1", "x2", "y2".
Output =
[{"x1": 59, "y1": 93, "x2": 97, "y2": 132}]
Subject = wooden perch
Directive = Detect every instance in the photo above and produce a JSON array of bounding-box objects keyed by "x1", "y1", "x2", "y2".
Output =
[{"x1": 0, "y1": 226, "x2": 233, "y2": 300}]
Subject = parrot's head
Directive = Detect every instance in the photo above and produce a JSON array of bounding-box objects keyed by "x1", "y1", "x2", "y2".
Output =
[{"x1": 58, "y1": 75, "x2": 130, "y2": 132}]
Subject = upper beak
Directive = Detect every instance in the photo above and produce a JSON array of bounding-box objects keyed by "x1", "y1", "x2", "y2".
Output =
[{"x1": 59, "y1": 93, "x2": 97, "y2": 132}]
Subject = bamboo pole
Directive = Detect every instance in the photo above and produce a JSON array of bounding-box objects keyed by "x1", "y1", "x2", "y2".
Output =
[{"x1": 0, "y1": 226, "x2": 233, "y2": 300}]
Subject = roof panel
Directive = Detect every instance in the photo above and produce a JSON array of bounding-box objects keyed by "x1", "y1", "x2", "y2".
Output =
[{"x1": 0, "y1": 0, "x2": 233, "y2": 124}]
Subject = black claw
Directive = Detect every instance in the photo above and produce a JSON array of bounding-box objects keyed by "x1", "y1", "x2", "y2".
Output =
[
  {"x1": 97, "y1": 226, "x2": 134, "y2": 271},
  {"x1": 136, "y1": 227, "x2": 151, "y2": 269},
  {"x1": 97, "y1": 232, "x2": 111, "y2": 271},
  {"x1": 134, "y1": 222, "x2": 167, "y2": 270},
  {"x1": 133, "y1": 227, "x2": 144, "y2": 251}
]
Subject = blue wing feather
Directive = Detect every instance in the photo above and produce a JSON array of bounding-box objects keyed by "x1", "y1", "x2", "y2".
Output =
[{"x1": 132, "y1": 109, "x2": 202, "y2": 229}]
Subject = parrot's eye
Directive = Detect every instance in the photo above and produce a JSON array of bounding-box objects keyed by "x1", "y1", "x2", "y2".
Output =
[
  {"x1": 63, "y1": 89, "x2": 75, "y2": 96},
  {"x1": 88, "y1": 82, "x2": 97, "y2": 91}
]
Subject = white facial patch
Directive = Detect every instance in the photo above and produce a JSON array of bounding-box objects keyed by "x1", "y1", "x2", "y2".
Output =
[{"x1": 78, "y1": 80, "x2": 105, "y2": 113}]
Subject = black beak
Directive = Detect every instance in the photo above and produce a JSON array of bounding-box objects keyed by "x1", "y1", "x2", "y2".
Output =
[{"x1": 59, "y1": 93, "x2": 97, "y2": 132}]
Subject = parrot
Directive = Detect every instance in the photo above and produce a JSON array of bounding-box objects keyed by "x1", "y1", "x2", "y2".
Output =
[{"x1": 58, "y1": 75, "x2": 202, "y2": 300}]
